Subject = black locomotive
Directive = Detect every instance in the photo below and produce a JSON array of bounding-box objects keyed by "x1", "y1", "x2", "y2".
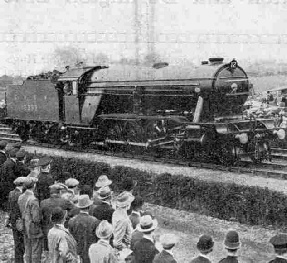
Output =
[{"x1": 3, "y1": 58, "x2": 285, "y2": 164}]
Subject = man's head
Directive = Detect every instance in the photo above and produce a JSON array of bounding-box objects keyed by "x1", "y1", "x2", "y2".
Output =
[
  {"x1": 0, "y1": 140, "x2": 7, "y2": 150},
  {"x1": 76, "y1": 195, "x2": 93, "y2": 211},
  {"x1": 197, "y1": 234, "x2": 214, "y2": 255},
  {"x1": 136, "y1": 214, "x2": 158, "y2": 235},
  {"x1": 23, "y1": 178, "x2": 36, "y2": 191},
  {"x1": 121, "y1": 177, "x2": 137, "y2": 192},
  {"x1": 96, "y1": 220, "x2": 113, "y2": 240},
  {"x1": 13, "y1": 177, "x2": 28, "y2": 188},
  {"x1": 224, "y1": 230, "x2": 240, "y2": 253},
  {"x1": 130, "y1": 195, "x2": 144, "y2": 212},
  {"x1": 160, "y1": 234, "x2": 179, "y2": 251},
  {"x1": 51, "y1": 207, "x2": 67, "y2": 224},
  {"x1": 16, "y1": 150, "x2": 26, "y2": 161},
  {"x1": 38, "y1": 157, "x2": 52, "y2": 172},
  {"x1": 116, "y1": 191, "x2": 134, "y2": 210}
]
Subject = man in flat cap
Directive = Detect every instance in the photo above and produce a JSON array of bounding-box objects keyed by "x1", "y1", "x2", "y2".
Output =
[
  {"x1": 269, "y1": 234, "x2": 287, "y2": 263},
  {"x1": 1, "y1": 148, "x2": 20, "y2": 210},
  {"x1": 153, "y1": 234, "x2": 179, "y2": 263},
  {"x1": 190, "y1": 234, "x2": 214, "y2": 263},
  {"x1": 0, "y1": 140, "x2": 7, "y2": 165},
  {"x1": 18, "y1": 178, "x2": 43, "y2": 263},
  {"x1": 36, "y1": 156, "x2": 54, "y2": 202},
  {"x1": 7, "y1": 177, "x2": 27, "y2": 263},
  {"x1": 40, "y1": 183, "x2": 75, "y2": 259},
  {"x1": 219, "y1": 230, "x2": 241, "y2": 263}
]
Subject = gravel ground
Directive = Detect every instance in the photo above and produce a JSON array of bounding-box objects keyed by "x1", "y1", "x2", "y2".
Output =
[
  {"x1": 0, "y1": 203, "x2": 279, "y2": 263},
  {"x1": 24, "y1": 145, "x2": 287, "y2": 195}
]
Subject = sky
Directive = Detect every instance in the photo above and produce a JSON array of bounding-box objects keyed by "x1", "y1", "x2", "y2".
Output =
[{"x1": 1, "y1": 0, "x2": 287, "y2": 76}]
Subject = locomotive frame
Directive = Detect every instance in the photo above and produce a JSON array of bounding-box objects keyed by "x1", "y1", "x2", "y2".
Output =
[{"x1": 3, "y1": 58, "x2": 285, "y2": 165}]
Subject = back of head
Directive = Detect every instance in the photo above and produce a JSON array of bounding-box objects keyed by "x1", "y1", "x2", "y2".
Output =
[
  {"x1": 224, "y1": 230, "x2": 240, "y2": 250},
  {"x1": 23, "y1": 177, "x2": 36, "y2": 190},
  {"x1": 121, "y1": 177, "x2": 136, "y2": 192},
  {"x1": 51, "y1": 206, "x2": 66, "y2": 224},
  {"x1": 131, "y1": 195, "x2": 144, "y2": 211},
  {"x1": 80, "y1": 185, "x2": 93, "y2": 198}
]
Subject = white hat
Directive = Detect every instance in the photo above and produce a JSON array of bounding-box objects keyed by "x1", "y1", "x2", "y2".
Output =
[
  {"x1": 136, "y1": 215, "x2": 158, "y2": 233},
  {"x1": 116, "y1": 191, "x2": 134, "y2": 208},
  {"x1": 97, "y1": 186, "x2": 112, "y2": 200},
  {"x1": 159, "y1": 234, "x2": 179, "y2": 249},
  {"x1": 65, "y1": 178, "x2": 79, "y2": 188},
  {"x1": 96, "y1": 220, "x2": 113, "y2": 239},
  {"x1": 95, "y1": 175, "x2": 112, "y2": 188}
]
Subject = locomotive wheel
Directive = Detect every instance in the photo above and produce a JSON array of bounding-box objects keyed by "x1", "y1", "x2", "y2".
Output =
[{"x1": 218, "y1": 143, "x2": 238, "y2": 166}]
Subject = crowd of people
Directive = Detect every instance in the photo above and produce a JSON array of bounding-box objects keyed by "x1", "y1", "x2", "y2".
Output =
[{"x1": 1, "y1": 140, "x2": 287, "y2": 263}]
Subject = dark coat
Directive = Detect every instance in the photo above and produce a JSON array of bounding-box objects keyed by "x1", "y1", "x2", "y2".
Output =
[
  {"x1": 190, "y1": 256, "x2": 212, "y2": 263},
  {"x1": 91, "y1": 201, "x2": 114, "y2": 223},
  {"x1": 40, "y1": 195, "x2": 75, "y2": 235},
  {"x1": 130, "y1": 211, "x2": 141, "y2": 230},
  {"x1": 131, "y1": 229, "x2": 143, "y2": 251},
  {"x1": 268, "y1": 258, "x2": 287, "y2": 263},
  {"x1": 0, "y1": 151, "x2": 7, "y2": 166},
  {"x1": 8, "y1": 187, "x2": 22, "y2": 228},
  {"x1": 1, "y1": 158, "x2": 17, "y2": 206},
  {"x1": 218, "y1": 256, "x2": 239, "y2": 263},
  {"x1": 15, "y1": 161, "x2": 31, "y2": 177},
  {"x1": 133, "y1": 238, "x2": 159, "y2": 263},
  {"x1": 36, "y1": 172, "x2": 54, "y2": 202},
  {"x1": 153, "y1": 250, "x2": 177, "y2": 263},
  {"x1": 68, "y1": 212, "x2": 100, "y2": 263}
]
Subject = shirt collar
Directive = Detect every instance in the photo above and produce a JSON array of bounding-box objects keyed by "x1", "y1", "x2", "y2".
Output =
[
  {"x1": 131, "y1": 210, "x2": 141, "y2": 216},
  {"x1": 199, "y1": 253, "x2": 210, "y2": 259},
  {"x1": 143, "y1": 234, "x2": 154, "y2": 243},
  {"x1": 276, "y1": 255, "x2": 287, "y2": 260},
  {"x1": 99, "y1": 239, "x2": 110, "y2": 245},
  {"x1": 164, "y1": 249, "x2": 174, "y2": 257},
  {"x1": 16, "y1": 186, "x2": 22, "y2": 193},
  {"x1": 80, "y1": 211, "x2": 89, "y2": 215}
]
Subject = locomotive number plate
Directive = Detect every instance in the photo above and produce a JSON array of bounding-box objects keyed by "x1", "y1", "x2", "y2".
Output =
[{"x1": 22, "y1": 104, "x2": 38, "y2": 112}]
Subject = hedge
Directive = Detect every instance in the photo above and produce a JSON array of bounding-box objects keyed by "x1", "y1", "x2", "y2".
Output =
[{"x1": 48, "y1": 156, "x2": 287, "y2": 228}]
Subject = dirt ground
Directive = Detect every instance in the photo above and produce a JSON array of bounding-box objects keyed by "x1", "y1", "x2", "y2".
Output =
[{"x1": 0, "y1": 202, "x2": 280, "y2": 263}]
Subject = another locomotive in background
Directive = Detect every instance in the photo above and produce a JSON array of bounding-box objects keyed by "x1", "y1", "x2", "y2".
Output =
[{"x1": 3, "y1": 58, "x2": 285, "y2": 165}]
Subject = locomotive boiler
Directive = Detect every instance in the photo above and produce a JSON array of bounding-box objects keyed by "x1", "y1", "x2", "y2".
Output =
[{"x1": 4, "y1": 58, "x2": 285, "y2": 165}]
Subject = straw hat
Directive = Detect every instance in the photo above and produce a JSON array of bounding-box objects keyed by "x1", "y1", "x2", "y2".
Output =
[
  {"x1": 96, "y1": 220, "x2": 113, "y2": 239},
  {"x1": 95, "y1": 175, "x2": 112, "y2": 188},
  {"x1": 116, "y1": 191, "x2": 134, "y2": 208},
  {"x1": 97, "y1": 186, "x2": 112, "y2": 200},
  {"x1": 136, "y1": 215, "x2": 158, "y2": 233},
  {"x1": 76, "y1": 195, "x2": 93, "y2": 209}
]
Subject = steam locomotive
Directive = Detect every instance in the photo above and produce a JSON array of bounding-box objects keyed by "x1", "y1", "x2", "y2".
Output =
[{"x1": 3, "y1": 58, "x2": 285, "y2": 165}]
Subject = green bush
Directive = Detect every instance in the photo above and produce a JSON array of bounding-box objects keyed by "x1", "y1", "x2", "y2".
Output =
[{"x1": 50, "y1": 156, "x2": 287, "y2": 228}]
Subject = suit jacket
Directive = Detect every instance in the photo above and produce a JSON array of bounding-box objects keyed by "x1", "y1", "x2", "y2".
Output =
[
  {"x1": 89, "y1": 239, "x2": 118, "y2": 263},
  {"x1": 131, "y1": 229, "x2": 143, "y2": 251},
  {"x1": 153, "y1": 250, "x2": 177, "y2": 263},
  {"x1": 1, "y1": 158, "x2": 17, "y2": 201},
  {"x1": 0, "y1": 151, "x2": 7, "y2": 166},
  {"x1": 190, "y1": 256, "x2": 212, "y2": 263},
  {"x1": 91, "y1": 201, "x2": 114, "y2": 223},
  {"x1": 218, "y1": 256, "x2": 239, "y2": 263},
  {"x1": 15, "y1": 161, "x2": 31, "y2": 177},
  {"x1": 129, "y1": 211, "x2": 141, "y2": 230},
  {"x1": 8, "y1": 187, "x2": 22, "y2": 228},
  {"x1": 133, "y1": 238, "x2": 159, "y2": 263},
  {"x1": 48, "y1": 224, "x2": 78, "y2": 263},
  {"x1": 36, "y1": 172, "x2": 54, "y2": 202},
  {"x1": 40, "y1": 195, "x2": 75, "y2": 236},
  {"x1": 18, "y1": 190, "x2": 43, "y2": 239},
  {"x1": 268, "y1": 258, "x2": 287, "y2": 263},
  {"x1": 68, "y1": 212, "x2": 99, "y2": 263}
]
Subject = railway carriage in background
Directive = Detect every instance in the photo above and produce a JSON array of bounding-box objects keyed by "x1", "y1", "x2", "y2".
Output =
[{"x1": 3, "y1": 58, "x2": 285, "y2": 165}]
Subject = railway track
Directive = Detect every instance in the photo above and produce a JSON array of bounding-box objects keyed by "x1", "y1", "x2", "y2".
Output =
[{"x1": 1, "y1": 124, "x2": 287, "y2": 179}]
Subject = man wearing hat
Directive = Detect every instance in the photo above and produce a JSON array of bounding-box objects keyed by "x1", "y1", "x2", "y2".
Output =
[
  {"x1": 132, "y1": 214, "x2": 159, "y2": 263},
  {"x1": 18, "y1": 178, "x2": 43, "y2": 263},
  {"x1": 129, "y1": 195, "x2": 144, "y2": 230},
  {"x1": 68, "y1": 195, "x2": 100, "y2": 263},
  {"x1": 153, "y1": 234, "x2": 179, "y2": 263},
  {"x1": 190, "y1": 234, "x2": 214, "y2": 263},
  {"x1": 112, "y1": 191, "x2": 134, "y2": 251},
  {"x1": 1, "y1": 147, "x2": 20, "y2": 210},
  {"x1": 48, "y1": 207, "x2": 78, "y2": 263},
  {"x1": 218, "y1": 230, "x2": 241, "y2": 263},
  {"x1": 36, "y1": 156, "x2": 54, "y2": 202},
  {"x1": 40, "y1": 183, "x2": 75, "y2": 255},
  {"x1": 7, "y1": 177, "x2": 27, "y2": 263},
  {"x1": 15, "y1": 150, "x2": 31, "y2": 178},
  {"x1": 62, "y1": 177, "x2": 80, "y2": 204},
  {"x1": 0, "y1": 140, "x2": 7, "y2": 165},
  {"x1": 89, "y1": 220, "x2": 117, "y2": 263},
  {"x1": 269, "y1": 234, "x2": 287, "y2": 263},
  {"x1": 91, "y1": 186, "x2": 114, "y2": 223},
  {"x1": 93, "y1": 175, "x2": 112, "y2": 205},
  {"x1": 27, "y1": 158, "x2": 40, "y2": 178}
]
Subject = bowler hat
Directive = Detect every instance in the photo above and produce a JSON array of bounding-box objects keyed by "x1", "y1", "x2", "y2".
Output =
[
  {"x1": 97, "y1": 186, "x2": 112, "y2": 200},
  {"x1": 51, "y1": 207, "x2": 67, "y2": 223},
  {"x1": 38, "y1": 156, "x2": 52, "y2": 167},
  {"x1": 0, "y1": 140, "x2": 7, "y2": 149},
  {"x1": 197, "y1": 234, "x2": 214, "y2": 253},
  {"x1": 136, "y1": 215, "x2": 158, "y2": 233},
  {"x1": 160, "y1": 234, "x2": 179, "y2": 249},
  {"x1": 116, "y1": 191, "x2": 134, "y2": 208},
  {"x1": 65, "y1": 178, "x2": 79, "y2": 188},
  {"x1": 95, "y1": 175, "x2": 112, "y2": 188},
  {"x1": 76, "y1": 195, "x2": 93, "y2": 209},
  {"x1": 13, "y1": 176, "x2": 28, "y2": 186},
  {"x1": 96, "y1": 220, "x2": 113, "y2": 239},
  {"x1": 224, "y1": 230, "x2": 240, "y2": 249},
  {"x1": 270, "y1": 234, "x2": 287, "y2": 251}
]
